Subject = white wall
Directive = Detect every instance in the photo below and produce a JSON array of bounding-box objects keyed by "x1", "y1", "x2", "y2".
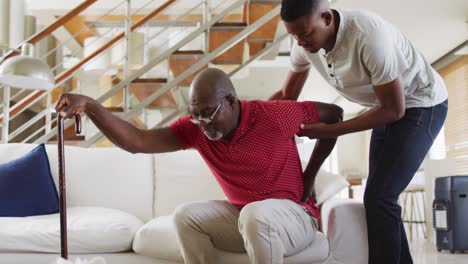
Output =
[
  {"x1": 334, "y1": 0, "x2": 467, "y2": 63},
  {"x1": 232, "y1": 59, "x2": 340, "y2": 102}
]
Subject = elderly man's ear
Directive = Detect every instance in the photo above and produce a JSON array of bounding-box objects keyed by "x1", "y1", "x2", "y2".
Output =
[{"x1": 226, "y1": 94, "x2": 237, "y2": 107}]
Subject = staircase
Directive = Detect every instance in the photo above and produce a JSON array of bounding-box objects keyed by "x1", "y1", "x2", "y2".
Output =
[{"x1": 0, "y1": 0, "x2": 287, "y2": 147}]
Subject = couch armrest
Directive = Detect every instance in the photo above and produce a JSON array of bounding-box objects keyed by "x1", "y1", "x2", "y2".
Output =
[{"x1": 320, "y1": 198, "x2": 368, "y2": 264}]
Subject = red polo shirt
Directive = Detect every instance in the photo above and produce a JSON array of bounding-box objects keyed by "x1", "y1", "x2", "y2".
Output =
[{"x1": 169, "y1": 100, "x2": 320, "y2": 219}]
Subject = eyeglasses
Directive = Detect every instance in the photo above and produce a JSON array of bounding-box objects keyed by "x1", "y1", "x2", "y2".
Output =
[{"x1": 189, "y1": 97, "x2": 226, "y2": 125}]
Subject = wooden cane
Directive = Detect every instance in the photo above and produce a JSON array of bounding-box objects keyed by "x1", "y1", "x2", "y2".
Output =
[{"x1": 57, "y1": 114, "x2": 81, "y2": 259}]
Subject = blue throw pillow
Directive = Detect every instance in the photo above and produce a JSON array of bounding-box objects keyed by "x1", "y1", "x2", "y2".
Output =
[{"x1": 0, "y1": 144, "x2": 59, "y2": 216}]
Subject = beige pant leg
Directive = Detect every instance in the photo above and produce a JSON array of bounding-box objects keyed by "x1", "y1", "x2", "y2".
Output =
[
  {"x1": 238, "y1": 199, "x2": 318, "y2": 264},
  {"x1": 173, "y1": 200, "x2": 245, "y2": 264}
]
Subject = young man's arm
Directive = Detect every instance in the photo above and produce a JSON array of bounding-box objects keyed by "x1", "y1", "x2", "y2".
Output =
[
  {"x1": 269, "y1": 69, "x2": 310, "y2": 101},
  {"x1": 270, "y1": 41, "x2": 311, "y2": 101},
  {"x1": 298, "y1": 102, "x2": 343, "y2": 202},
  {"x1": 55, "y1": 93, "x2": 183, "y2": 154},
  {"x1": 298, "y1": 24, "x2": 408, "y2": 139},
  {"x1": 300, "y1": 78, "x2": 405, "y2": 139}
]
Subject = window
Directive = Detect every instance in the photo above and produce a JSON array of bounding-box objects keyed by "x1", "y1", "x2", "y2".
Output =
[{"x1": 438, "y1": 56, "x2": 468, "y2": 174}]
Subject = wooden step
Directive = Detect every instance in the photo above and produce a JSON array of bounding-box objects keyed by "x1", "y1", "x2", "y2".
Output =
[
  {"x1": 212, "y1": 64, "x2": 243, "y2": 77},
  {"x1": 247, "y1": 40, "x2": 268, "y2": 57},
  {"x1": 49, "y1": 135, "x2": 86, "y2": 142},
  {"x1": 63, "y1": 15, "x2": 96, "y2": 46},
  {"x1": 50, "y1": 113, "x2": 83, "y2": 139},
  {"x1": 133, "y1": 78, "x2": 168, "y2": 84},
  {"x1": 169, "y1": 50, "x2": 207, "y2": 86},
  {"x1": 209, "y1": 23, "x2": 247, "y2": 65},
  {"x1": 97, "y1": 76, "x2": 122, "y2": 109},
  {"x1": 105, "y1": 106, "x2": 124, "y2": 112},
  {"x1": 49, "y1": 118, "x2": 85, "y2": 143},
  {"x1": 95, "y1": 138, "x2": 114, "y2": 147},
  {"x1": 211, "y1": 22, "x2": 248, "y2": 29},
  {"x1": 170, "y1": 50, "x2": 204, "y2": 55},
  {"x1": 129, "y1": 116, "x2": 147, "y2": 129},
  {"x1": 242, "y1": 1, "x2": 281, "y2": 57},
  {"x1": 130, "y1": 78, "x2": 177, "y2": 109}
]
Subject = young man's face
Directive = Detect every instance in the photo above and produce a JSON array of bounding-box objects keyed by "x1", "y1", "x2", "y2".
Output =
[{"x1": 284, "y1": 12, "x2": 331, "y2": 53}]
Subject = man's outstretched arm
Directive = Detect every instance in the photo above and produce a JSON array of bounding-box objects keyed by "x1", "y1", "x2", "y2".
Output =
[
  {"x1": 299, "y1": 102, "x2": 343, "y2": 202},
  {"x1": 55, "y1": 93, "x2": 183, "y2": 154}
]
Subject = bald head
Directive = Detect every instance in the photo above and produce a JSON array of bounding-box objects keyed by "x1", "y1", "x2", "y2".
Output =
[
  {"x1": 187, "y1": 68, "x2": 240, "y2": 142},
  {"x1": 189, "y1": 68, "x2": 236, "y2": 104}
]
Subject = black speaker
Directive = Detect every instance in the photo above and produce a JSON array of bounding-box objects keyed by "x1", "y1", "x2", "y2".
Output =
[{"x1": 433, "y1": 176, "x2": 468, "y2": 253}]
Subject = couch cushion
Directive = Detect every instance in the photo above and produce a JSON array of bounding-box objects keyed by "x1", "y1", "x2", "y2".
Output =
[
  {"x1": 0, "y1": 144, "x2": 154, "y2": 222},
  {"x1": 133, "y1": 215, "x2": 183, "y2": 262},
  {"x1": 313, "y1": 170, "x2": 350, "y2": 205},
  {"x1": 0, "y1": 144, "x2": 58, "y2": 217},
  {"x1": 0, "y1": 207, "x2": 143, "y2": 253},
  {"x1": 133, "y1": 214, "x2": 329, "y2": 264},
  {"x1": 153, "y1": 150, "x2": 226, "y2": 216},
  {"x1": 299, "y1": 159, "x2": 349, "y2": 206}
]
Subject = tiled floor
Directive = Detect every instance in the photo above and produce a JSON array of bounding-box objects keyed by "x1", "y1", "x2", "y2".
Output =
[{"x1": 410, "y1": 239, "x2": 468, "y2": 264}]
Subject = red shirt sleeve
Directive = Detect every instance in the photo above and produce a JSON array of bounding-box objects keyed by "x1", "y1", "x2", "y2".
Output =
[
  {"x1": 168, "y1": 116, "x2": 199, "y2": 149},
  {"x1": 266, "y1": 100, "x2": 320, "y2": 138}
]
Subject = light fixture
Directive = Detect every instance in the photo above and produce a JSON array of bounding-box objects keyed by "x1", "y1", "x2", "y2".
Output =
[
  {"x1": 0, "y1": 43, "x2": 55, "y2": 90},
  {"x1": 0, "y1": 43, "x2": 55, "y2": 144}
]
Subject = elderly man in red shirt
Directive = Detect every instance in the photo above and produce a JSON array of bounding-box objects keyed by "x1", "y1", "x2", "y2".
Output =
[{"x1": 56, "y1": 68, "x2": 342, "y2": 264}]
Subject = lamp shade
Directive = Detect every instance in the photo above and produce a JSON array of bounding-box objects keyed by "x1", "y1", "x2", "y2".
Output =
[{"x1": 0, "y1": 44, "x2": 55, "y2": 90}]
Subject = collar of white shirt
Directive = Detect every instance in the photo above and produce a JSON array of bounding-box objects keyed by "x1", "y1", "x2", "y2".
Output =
[{"x1": 326, "y1": 9, "x2": 347, "y2": 57}]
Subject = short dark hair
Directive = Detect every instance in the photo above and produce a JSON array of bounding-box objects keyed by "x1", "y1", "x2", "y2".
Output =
[{"x1": 281, "y1": 0, "x2": 320, "y2": 22}]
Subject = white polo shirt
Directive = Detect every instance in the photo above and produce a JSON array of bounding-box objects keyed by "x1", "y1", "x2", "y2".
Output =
[{"x1": 290, "y1": 9, "x2": 448, "y2": 108}]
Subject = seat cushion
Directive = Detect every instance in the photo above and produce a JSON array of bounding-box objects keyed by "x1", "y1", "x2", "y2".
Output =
[
  {"x1": 133, "y1": 215, "x2": 183, "y2": 262},
  {"x1": 0, "y1": 144, "x2": 58, "y2": 217},
  {"x1": 0, "y1": 207, "x2": 143, "y2": 253},
  {"x1": 300, "y1": 160, "x2": 350, "y2": 206},
  {"x1": 133, "y1": 215, "x2": 329, "y2": 264},
  {"x1": 313, "y1": 170, "x2": 350, "y2": 205}
]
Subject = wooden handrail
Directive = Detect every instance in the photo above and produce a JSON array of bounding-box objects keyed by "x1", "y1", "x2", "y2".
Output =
[
  {"x1": 56, "y1": 0, "x2": 176, "y2": 84},
  {"x1": 0, "y1": 0, "x2": 98, "y2": 63},
  {"x1": 0, "y1": 0, "x2": 176, "y2": 123}
]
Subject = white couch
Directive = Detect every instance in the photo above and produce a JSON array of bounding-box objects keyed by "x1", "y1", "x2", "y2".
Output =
[{"x1": 0, "y1": 143, "x2": 368, "y2": 264}]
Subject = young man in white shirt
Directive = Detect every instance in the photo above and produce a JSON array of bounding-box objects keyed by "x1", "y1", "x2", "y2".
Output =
[{"x1": 271, "y1": 0, "x2": 448, "y2": 263}]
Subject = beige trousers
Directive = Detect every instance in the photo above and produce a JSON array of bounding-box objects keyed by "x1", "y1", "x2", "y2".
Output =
[{"x1": 173, "y1": 199, "x2": 318, "y2": 264}]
